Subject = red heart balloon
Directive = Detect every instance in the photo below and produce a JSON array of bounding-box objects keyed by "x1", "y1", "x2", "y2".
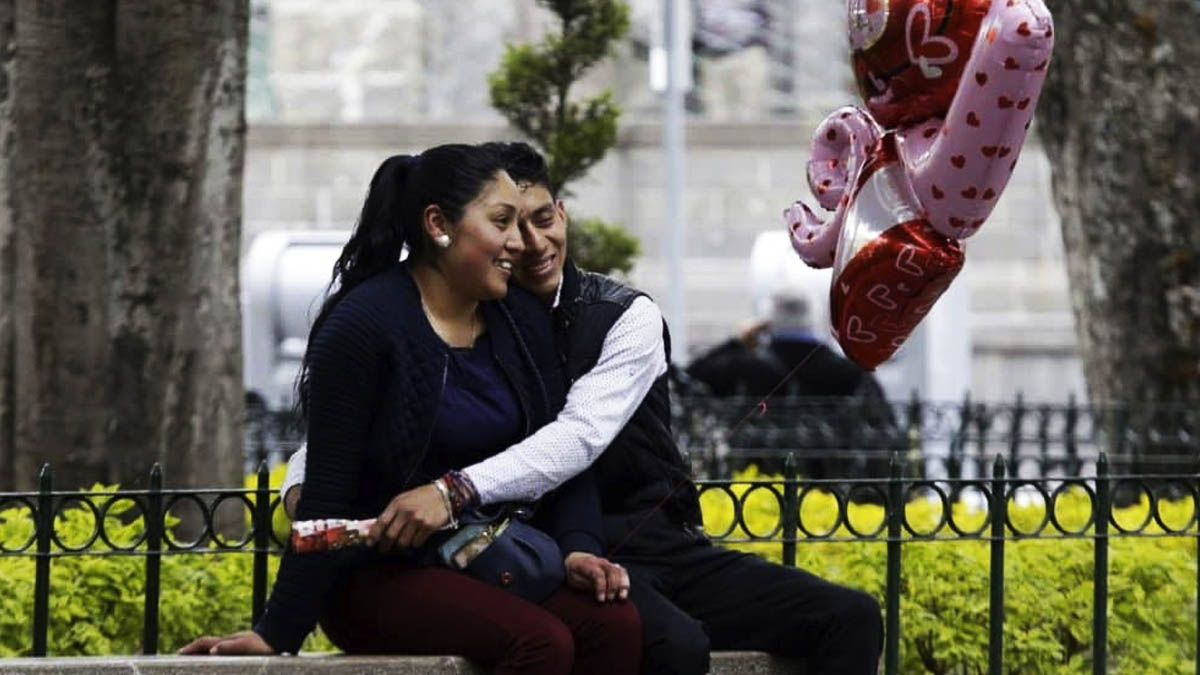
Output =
[
  {"x1": 790, "y1": 0, "x2": 1054, "y2": 370},
  {"x1": 848, "y1": 0, "x2": 991, "y2": 129},
  {"x1": 828, "y1": 133, "x2": 965, "y2": 370},
  {"x1": 831, "y1": 221, "x2": 963, "y2": 370}
]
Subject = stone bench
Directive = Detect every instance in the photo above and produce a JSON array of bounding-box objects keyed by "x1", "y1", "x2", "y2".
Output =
[{"x1": 0, "y1": 653, "x2": 805, "y2": 674}]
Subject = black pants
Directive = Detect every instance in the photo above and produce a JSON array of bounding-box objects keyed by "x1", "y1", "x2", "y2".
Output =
[{"x1": 605, "y1": 510, "x2": 883, "y2": 675}]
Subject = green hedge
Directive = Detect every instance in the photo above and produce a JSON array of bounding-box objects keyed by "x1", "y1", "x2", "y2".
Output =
[
  {"x1": 1, "y1": 466, "x2": 1195, "y2": 673},
  {"x1": 0, "y1": 467, "x2": 333, "y2": 656}
]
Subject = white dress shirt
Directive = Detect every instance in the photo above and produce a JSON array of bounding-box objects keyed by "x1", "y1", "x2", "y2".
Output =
[{"x1": 280, "y1": 294, "x2": 667, "y2": 505}]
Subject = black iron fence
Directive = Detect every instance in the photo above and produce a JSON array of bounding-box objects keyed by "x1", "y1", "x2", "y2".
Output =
[
  {"x1": 0, "y1": 464, "x2": 286, "y2": 658},
  {"x1": 2, "y1": 453, "x2": 1197, "y2": 674},
  {"x1": 247, "y1": 395, "x2": 1200, "y2": 482},
  {"x1": 673, "y1": 394, "x2": 1200, "y2": 481}
]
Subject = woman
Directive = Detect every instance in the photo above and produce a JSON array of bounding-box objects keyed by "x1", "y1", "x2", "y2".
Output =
[{"x1": 181, "y1": 144, "x2": 640, "y2": 674}]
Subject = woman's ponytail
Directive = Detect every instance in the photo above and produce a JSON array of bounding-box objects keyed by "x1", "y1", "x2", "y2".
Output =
[{"x1": 295, "y1": 144, "x2": 506, "y2": 422}]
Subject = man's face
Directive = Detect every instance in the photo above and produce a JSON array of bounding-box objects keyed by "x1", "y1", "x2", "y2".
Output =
[{"x1": 512, "y1": 182, "x2": 567, "y2": 303}]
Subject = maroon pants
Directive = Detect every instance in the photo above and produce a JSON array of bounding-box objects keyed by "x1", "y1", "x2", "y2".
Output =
[{"x1": 321, "y1": 563, "x2": 642, "y2": 675}]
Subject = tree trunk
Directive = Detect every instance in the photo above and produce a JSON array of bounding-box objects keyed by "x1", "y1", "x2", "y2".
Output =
[
  {"x1": 1038, "y1": 1, "x2": 1200, "y2": 474},
  {"x1": 0, "y1": 1, "x2": 14, "y2": 491},
  {"x1": 0, "y1": 0, "x2": 247, "y2": 492}
]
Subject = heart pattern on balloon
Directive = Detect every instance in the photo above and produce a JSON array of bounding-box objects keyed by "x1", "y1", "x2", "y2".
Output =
[
  {"x1": 894, "y1": 245, "x2": 926, "y2": 276},
  {"x1": 866, "y1": 283, "x2": 899, "y2": 310},
  {"x1": 831, "y1": 219, "x2": 964, "y2": 370},
  {"x1": 843, "y1": 316, "x2": 879, "y2": 343},
  {"x1": 906, "y1": 2, "x2": 960, "y2": 79},
  {"x1": 850, "y1": 0, "x2": 993, "y2": 129}
]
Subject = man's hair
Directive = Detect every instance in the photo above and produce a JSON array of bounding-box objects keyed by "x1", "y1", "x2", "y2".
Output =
[
  {"x1": 768, "y1": 289, "x2": 813, "y2": 334},
  {"x1": 483, "y1": 142, "x2": 555, "y2": 198}
]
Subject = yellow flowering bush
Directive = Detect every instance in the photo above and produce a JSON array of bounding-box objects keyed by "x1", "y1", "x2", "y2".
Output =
[
  {"x1": 701, "y1": 466, "x2": 1197, "y2": 674},
  {"x1": 1, "y1": 465, "x2": 1193, "y2": 671}
]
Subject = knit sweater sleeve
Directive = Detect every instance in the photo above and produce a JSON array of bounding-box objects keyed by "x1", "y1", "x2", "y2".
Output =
[
  {"x1": 536, "y1": 468, "x2": 605, "y2": 557},
  {"x1": 253, "y1": 295, "x2": 384, "y2": 654}
]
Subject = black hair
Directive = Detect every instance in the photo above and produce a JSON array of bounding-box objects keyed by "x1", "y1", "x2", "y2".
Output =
[
  {"x1": 296, "y1": 143, "x2": 506, "y2": 422},
  {"x1": 481, "y1": 142, "x2": 555, "y2": 198}
]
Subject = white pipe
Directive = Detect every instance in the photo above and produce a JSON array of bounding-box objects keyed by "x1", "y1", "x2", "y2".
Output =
[{"x1": 662, "y1": 0, "x2": 689, "y2": 362}]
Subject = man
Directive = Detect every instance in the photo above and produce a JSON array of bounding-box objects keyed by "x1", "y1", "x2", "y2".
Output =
[
  {"x1": 686, "y1": 288, "x2": 898, "y2": 483},
  {"x1": 283, "y1": 143, "x2": 882, "y2": 674},
  {"x1": 687, "y1": 288, "x2": 881, "y2": 399}
]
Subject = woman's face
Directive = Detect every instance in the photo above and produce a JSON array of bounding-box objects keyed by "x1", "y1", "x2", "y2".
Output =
[{"x1": 440, "y1": 170, "x2": 525, "y2": 300}]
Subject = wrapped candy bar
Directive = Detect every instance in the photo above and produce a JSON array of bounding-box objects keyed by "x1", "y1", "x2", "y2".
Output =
[{"x1": 290, "y1": 518, "x2": 375, "y2": 554}]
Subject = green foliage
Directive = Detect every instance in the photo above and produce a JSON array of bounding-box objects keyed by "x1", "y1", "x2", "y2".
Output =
[
  {"x1": 489, "y1": 0, "x2": 641, "y2": 275},
  {"x1": 702, "y1": 466, "x2": 1197, "y2": 674},
  {"x1": 489, "y1": 0, "x2": 630, "y2": 196},
  {"x1": 0, "y1": 478, "x2": 333, "y2": 657},
  {"x1": 568, "y1": 215, "x2": 641, "y2": 276},
  {"x1": 243, "y1": 462, "x2": 297, "y2": 545}
]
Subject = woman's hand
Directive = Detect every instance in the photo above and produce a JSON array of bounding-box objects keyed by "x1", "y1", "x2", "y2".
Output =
[
  {"x1": 177, "y1": 631, "x2": 274, "y2": 655},
  {"x1": 565, "y1": 552, "x2": 630, "y2": 603},
  {"x1": 367, "y1": 483, "x2": 451, "y2": 552}
]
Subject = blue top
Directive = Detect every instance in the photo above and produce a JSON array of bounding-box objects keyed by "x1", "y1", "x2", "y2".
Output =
[{"x1": 427, "y1": 331, "x2": 524, "y2": 474}]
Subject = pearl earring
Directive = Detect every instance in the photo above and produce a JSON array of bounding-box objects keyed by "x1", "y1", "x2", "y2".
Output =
[{"x1": 434, "y1": 234, "x2": 451, "y2": 248}]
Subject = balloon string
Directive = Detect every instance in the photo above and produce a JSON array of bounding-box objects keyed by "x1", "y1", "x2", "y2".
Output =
[
  {"x1": 725, "y1": 343, "x2": 822, "y2": 439},
  {"x1": 607, "y1": 344, "x2": 822, "y2": 557}
]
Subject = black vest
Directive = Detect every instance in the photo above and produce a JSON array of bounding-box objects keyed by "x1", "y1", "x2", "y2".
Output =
[{"x1": 554, "y1": 262, "x2": 703, "y2": 527}]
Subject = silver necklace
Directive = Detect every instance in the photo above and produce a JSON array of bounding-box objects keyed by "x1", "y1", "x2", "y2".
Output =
[{"x1": 421, "y1": 297, "x2": 481, "y2": 347}]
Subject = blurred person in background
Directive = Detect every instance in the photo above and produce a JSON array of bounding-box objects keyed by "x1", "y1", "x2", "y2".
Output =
[{"x1": 686, "y1": 289, "x2": 898, "y2": 485}]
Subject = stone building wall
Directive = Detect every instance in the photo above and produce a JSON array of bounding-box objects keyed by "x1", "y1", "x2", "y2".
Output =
[{"x1": 243, "y1": 0, "x2": 1085, "y2": 403}]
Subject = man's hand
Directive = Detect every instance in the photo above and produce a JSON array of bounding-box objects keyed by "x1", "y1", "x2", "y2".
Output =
[
  {"x1": 737, "y1": 319, "x2": 771, "y2": 349},
  {"x1": 565, "y1": 552, "x2": 630, "y2": 603},
  {"x1": 177, "y1": 631, "x2": 274, "y2": 655},
  {"x1": 367, "y1": 483, "x2": 451, "y2": 553}
]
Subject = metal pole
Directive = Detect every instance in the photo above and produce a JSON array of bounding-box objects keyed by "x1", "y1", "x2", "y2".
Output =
[
  {"x1": 906, "y1": 390, "x2": 923, "y2": 479},
  {"x1": 142, "y1": 464, "x2": 163, "y2": 655},
  {"x1": 33, "y1": 464, "x2": 51, "y2": 656},
  {"x1": 1093, "y1": 452, "x2": 1110, "y2": 675},
  {"x1": 884, "y1": 451, "x2": 902, "y2": 675},
  {"x1": 663, "y1": 0, "x2": 688, "y2": 361},
  {"x1": 949, "y1": 393, "x2": 970, "y2": 501},
  {"x1": 1008, "y1": 393, "x2": 1024, "y2": 477},
  {"x1": 253, "y1": 461, "x2": 271, "y2": 623},
  {"x1": 781, "y1": 453, "x2": 798, "y2": 568},
  {"x1": 1065, "y1": 392, "x2": 1080, "y2": 477},
  {"x1": 988, "y1": 455, "x2": 1006, "y2": 675},
  {"x1": 1037, "y1": 403, "x2": 1051, "y2": 475}
]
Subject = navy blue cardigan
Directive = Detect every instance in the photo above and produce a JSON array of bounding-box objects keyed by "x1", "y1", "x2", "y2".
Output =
[{"x1": 254, "y1": 264, "x2": 601, "y2": 654}]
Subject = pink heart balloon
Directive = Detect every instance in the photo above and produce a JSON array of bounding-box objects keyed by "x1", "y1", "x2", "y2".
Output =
[{"x1": 784, "y1": 0, "x2": 1054, "y2": 369}]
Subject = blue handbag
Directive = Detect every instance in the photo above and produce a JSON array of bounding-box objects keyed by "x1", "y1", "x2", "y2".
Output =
[{"x1": 436, "y1": 508, "x2": 565, "y2": 604}]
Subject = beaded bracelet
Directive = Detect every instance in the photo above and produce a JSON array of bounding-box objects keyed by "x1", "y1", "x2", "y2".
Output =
[{"x1": 438, "y1": 470, "x2": 480, "y2": 516}]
